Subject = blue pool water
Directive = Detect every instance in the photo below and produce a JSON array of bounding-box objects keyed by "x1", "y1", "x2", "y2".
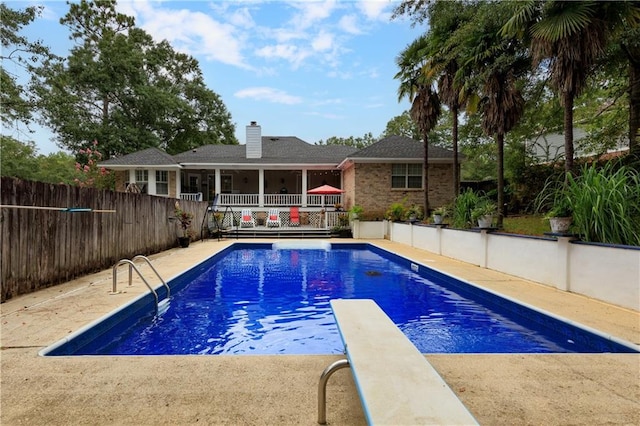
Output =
[{"x1": 42, "y1": 243, "x2": 638, "y2": 356}]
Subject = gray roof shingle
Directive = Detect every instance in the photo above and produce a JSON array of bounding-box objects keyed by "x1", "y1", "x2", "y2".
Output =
[
  {"x1": 100, "y1": 135, "x2": 457, "y2": 168},
  {"x1": 100, "y1": 147, "x2": 179, "y2": 166},
  {"x1": 173, "y1": 137, "x2": 358, "y2": 164},
  {"x1": 351, "y1": 135, "x2": 454, "y2": 160}
]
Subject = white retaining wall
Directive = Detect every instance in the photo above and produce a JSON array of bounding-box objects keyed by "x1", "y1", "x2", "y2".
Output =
[
  {"x1": 377, "y1": 221, "x2": 639, "y2": 312},
  {"x1": 352, "y1": 220, "x2": 385, "y2": 240}
]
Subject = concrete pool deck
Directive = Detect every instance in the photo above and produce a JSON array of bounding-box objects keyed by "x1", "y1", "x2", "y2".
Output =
[{"x1": 1, "y1": 239, "x2": 639, "y2": 425}]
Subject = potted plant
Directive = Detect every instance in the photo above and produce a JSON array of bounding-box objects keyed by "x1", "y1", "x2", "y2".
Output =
[
  {"x1": 432, "y1": 206, "x2": 447, "y2": 224},
  {"x1": 472, "y1": 199, "x2": 497, "y2": 228},
  {"x1": 174, "y1": 202, "x2": 195, "y2": 247},
  {"x1": 546, "y1": 196, "x2": 573, "y2": 234},
  {"x1": 386, "y1": 198, "x2": 408, "y2": 222},
  {"x1": 331, "y1": 214, "x2": 352, "y2": 237},
  {"x1": 405, "y1": 205, "x2": 423, "y2": 223},
  {"x1": 349, "y1": 204, "x2": 364, "y2": 220}
]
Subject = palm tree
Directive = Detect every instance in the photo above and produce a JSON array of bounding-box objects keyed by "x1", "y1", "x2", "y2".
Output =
[
  {"x1": 454, "y1": 1, "x2": 529, "y2": 227},
  {"x1": 503, "y1": 0, "x2": 640, "y2": 173},
  {"x1": 437, "y1": 63, "x2": 463, "y2": 197},
  {"x1": 481, "y1": 72, "x2": 526, "y2": 227},
  {"x1": 424, "y1": 0, "x2": 474, "y2": 199},
  {"x1": 395, "y1": 35, "x2": 441, "y2": 214}
]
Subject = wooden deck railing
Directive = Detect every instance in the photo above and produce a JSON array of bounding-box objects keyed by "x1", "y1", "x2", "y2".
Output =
[{"x1": 184, "y1": 193, "x2": 343, "y2": 208}]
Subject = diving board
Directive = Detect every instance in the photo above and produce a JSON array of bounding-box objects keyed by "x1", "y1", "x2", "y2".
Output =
[{"x1": 318, "y1": 299, "x2": 478, "y2": 425}]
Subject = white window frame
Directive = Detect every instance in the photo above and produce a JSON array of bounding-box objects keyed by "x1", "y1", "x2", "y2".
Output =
[
  {"x1": 391, "y1": 164, "x2": 422, "y2": 189},
  {"x1": 134, "y1": 169, "x2": 149, "y2": 193},
  {"x1": 156, "y1": 170, "x2": 169, "y2": 196}
]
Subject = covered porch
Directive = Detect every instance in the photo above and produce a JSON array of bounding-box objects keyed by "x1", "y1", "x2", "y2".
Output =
[{"x1": 179, "y1": 168, "x2": 344, "y2": 208}]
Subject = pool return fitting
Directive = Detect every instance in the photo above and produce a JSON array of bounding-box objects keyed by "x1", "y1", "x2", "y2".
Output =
[{"x1": 111, "y1": 255, "x2": 170, "y2": 313}]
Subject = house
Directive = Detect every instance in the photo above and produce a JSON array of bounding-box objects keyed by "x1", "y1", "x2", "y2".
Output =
[
  {"x1": 100, "y1": 122, "x2": 459, "y2": 219},
  {"x1": 526, "y1": 128, "x2": 629, "y2": 163}
]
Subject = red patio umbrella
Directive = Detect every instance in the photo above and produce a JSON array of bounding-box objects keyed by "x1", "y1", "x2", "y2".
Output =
[
  {"x1": 307, "y1": 184, "x2": 344, "y2": 195},
  {"x1": 307, "y1": 184, "x2": 344, "y2": 208}
]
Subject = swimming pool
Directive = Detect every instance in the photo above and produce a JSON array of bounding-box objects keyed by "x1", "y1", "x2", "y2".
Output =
[{"x1": 41, "y1": 242, "x2": 638, "y2": 356}]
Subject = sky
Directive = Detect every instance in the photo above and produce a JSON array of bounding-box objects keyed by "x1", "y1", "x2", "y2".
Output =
[{"x1": 6, "y1": 0, "x2": 427, "y2": 154}]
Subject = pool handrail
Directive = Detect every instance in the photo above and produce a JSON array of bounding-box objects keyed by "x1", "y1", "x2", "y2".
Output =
[
  {"x1": 131, "y1": 255, "x2": 170, "y2": 298},
  {"x1": 112, "y1": 256, "x2": 170, "y2": 312}
]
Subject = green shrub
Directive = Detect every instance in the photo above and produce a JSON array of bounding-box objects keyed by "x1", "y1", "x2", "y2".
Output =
[
  {"x1": 386, "y1": 197, "x2": 408, "y2": 221},
  {"x1": 337, "y1": 213, "x2": 350, "y2": 227},
  {"x1": 452, "y1": 188, "x2": 481, "y2": 228},
  {"x1": 567, "y1": 163, "x2": 640, "y2": 246},
  {"x1": 471, "y1": 198, "x2": 497, "y2": 222},
  {"x1": 405, "y1": 205, "x2": 424, "y2": 221},
  {"x1": 533, "y1": 174, "x2": 572, "y2": 218}
]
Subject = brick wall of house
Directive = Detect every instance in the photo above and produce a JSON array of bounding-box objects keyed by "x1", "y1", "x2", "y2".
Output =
[
  {"x1": 353, "y1": 163, "x2": 454, "y2": 217},
  {"x1": 342, "y1": 165, "x2": 356, "y2": 210},
  {"x1": 429, "y1": 164, "x2": 455, "y2": 207},
  {"x1": 114, "y1": 171, "x2": 127, "y2": 192},
  {"x1": 169, "y1": 171, "x2": 177, "y2": 198}
]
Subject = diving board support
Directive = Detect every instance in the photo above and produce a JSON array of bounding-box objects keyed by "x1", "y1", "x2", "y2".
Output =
[
  {"x1": 319, "y1": 299, "x2": 478, "y2": 425},
  {"x1": 317, "y1": 359, "x2": 350, "y2": 424}
]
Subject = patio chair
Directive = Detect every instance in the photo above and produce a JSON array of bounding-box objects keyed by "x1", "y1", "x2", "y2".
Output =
[
  {"x1": 266, "y1": 208, "x2": 281, "y2": 227},
  {"x1": 240, "y1": 209, "x2": 255, "y2": 228},
  {"x1": 290, "y1": 206, "x2": 300, "y2": 226}
]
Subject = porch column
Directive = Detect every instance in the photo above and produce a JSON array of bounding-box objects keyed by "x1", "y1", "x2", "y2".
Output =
[
  {"x1": 214, "y1": 169, "x2": 221, "y2": 195},
  {"x1": 302, "y1": 169, "x2": 308, "y2": 207},
  {"x1": 176, "y1": 170, "x2": 182, "y2": 199},
  {"x1": 259, "y1": 170, "x2": 265, "y2": 207}
]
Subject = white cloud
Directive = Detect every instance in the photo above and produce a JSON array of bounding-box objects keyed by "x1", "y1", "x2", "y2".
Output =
[
  {"x1": 311, "y1": 31, "x2": 334, "y2": 52},
  {"x1": 338, "y1": 14, "x2": 363, "y2": 35},
  {"x1": 227, "y1": 7, "x2": 256, "y2": 29},
  {"x1": 327, "y1": 70, "x2": 353, "y2": 79},
  {"x1": 269, "y1": 27, "x2": 307, "y2": 44},
  {"x1": 234, "y1": 87, "x2": 303, "y2": 104},
  {"x1": 312, "y1": 98, "x2": 344, "y2": 106},
  {"x1": 356, "y1": 0, "x2": 392, "y2": 21},
  {"x1": 37, "y1": 4, "x2": 59, "y2": 21},
  {"x1": 362, "y1": 67, "x2": 380, "y2": 79},
  {"x1": 114, "y1": 1, "x2": 392, "y2": 76},
  {"x1": 287, "y1": 0, "x2": 339, "y2": 30},
  {"x1": 255, "y1": 44, "x2": 311, "y2": 69},
  {"x1": 117, "y1": 1, "x2": 249, "y2": 69}
]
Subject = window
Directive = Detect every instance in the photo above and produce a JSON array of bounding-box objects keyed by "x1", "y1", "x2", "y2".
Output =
[
  {"x1": 187, "y1": 174, "x2": 199, "y2": 193},
  {"x1": 134, "y1": 170, "x2": 148, "y2": 193},
  {"x1": 156, "y1": 170, "x2": 168, "y2": 195},
  {"x1": 221, "y1": 174, "x2": 232, "y2": 193},
  {"x1": 391, "y1": 164, "x2": 422, "y2": 189}
]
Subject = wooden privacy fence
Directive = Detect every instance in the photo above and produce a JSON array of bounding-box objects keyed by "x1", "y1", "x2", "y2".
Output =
[{"x1": 1, "y1": 177, "x2": 207, "y2": 302}]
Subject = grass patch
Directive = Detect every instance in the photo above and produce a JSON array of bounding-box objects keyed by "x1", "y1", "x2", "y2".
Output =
[{"x1": 501, "y1": 215, "x2": 549, "y2": 236}]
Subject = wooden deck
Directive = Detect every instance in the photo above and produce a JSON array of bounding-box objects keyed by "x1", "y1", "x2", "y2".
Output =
[{"x1": 207, "y1": 225, "x2": 335, "y2": 239}]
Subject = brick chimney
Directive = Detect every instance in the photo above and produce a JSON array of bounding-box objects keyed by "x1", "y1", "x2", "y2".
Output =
[{"x1": 246, "y1": 121, "x2": 262, "y2": 159}]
